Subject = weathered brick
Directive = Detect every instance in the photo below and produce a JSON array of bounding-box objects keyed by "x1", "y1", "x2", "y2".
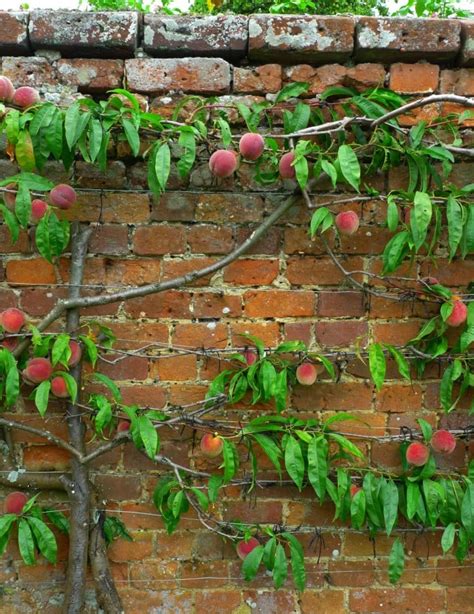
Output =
[
  {"x1": 187, "y1": 225, "x2": 234, "y2": 254},
  {"x1": 133, "y1": 225, "x2": 186, "y2": 256},
  {"x1": 172, "y1": 323, "x2": 227, "y2": 349},
  {"x1": 356, "y1": 17, "x2": 461, "y2": 62},
  {"x1": 234, "y1": 64, "x2": 283, "y2": 94},
  {"x1": 224, "y1": 259, "x2": 279, "y2": 286},
  {"x1": 375, "y1": 384, "x2": 423, "y2": 413},
  {"x1": 293, "y1": 382, "x2": 373, "y2": 411},
  {"x1": 143, "y1": 15, "x2": 248, "y2": 59},
  {"x1": 350, "y1": 588, "x2": 445, "y2": 613},
  {"x1": 125, "y1": 290, "x2": 192, "y2": 319},
  {"x1": 440, "y1": 68, "x2": 474, "y2": 95},
  {"x1": 23, "y1": 446, "x2": 70, "y2": 471},
  {"x1": 193, "y1": 292, "x2": 242, "y2": 318},
  {"x1": 89, "y1": 225, "x2": 129, "y2": 255},
  {"x1": 6, "y1": 258, "x2": 56, "y2": 285},
  {"x1": 390, "y1": 62, "x2": 440, "y2": 94},
  {"x1": 57, "y1": 59, "x2": 124, "y2": 93},
  {"x1": 446, "y1": 587, "x2": 474, "y2": 612},
  {"x1": 244, "y1": 290, "x2": 315, "y2": 318},
  {"x1": 1, "y1": 56, "x2": 55, "y2": 88},
  {"x1": 125, "y1": 58, "x2": 231, "y2": 95},
  {"x1": 315, "y1": 321, "x2": 368, "y2": 347},
  {"x1": 94, "y1": 474, "x2": 142, "y2": 501},
  {"x1": 0, "y1": 12, "x2": 29, "y2": 54},
  {"x1": 76, "y1": 161, "x2": 127, "y2": 189},
  {"x1": 460, "y1": 20, "x2": 474, "y2": 66},
  {"x1": 29, "y1": 10, "x2": 138, "y2": 58},
  {"x1": 249, "y1": 15, "x2": 354, "y2": 64},
  {"x1": 318, "y1": 291, "x2": 366, "y2": 317}
]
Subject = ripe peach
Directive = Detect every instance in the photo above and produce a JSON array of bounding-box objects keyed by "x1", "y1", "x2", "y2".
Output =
[
  {"x1": 335, "y1": 211, "x2": 360, "y2": 236},
  {"x1": 51, "y1": 376, "x2": 69, "y2": 398},
  {"x1": 68, "y1": 340, "x2": 82, "y2": 367},
  {"x1": 200, "y1": 433, "x2": 223, "y2": 458},
  {"x1": 0, "y1": 76, "x2": 15, "y2": 102},
  {"x1": 49, "y1": 184, "x2": 77, "y2": 210},
  {"x1": 296, "y1": 362, "x2": 318, "y2": 386},
  {"x1": 279, "y1": 151, "x2": 296, "y2": 179},
  {"x1": 0, "y1": 308, "x2": 25, "y2": 334},
  {"x1": 446, "y1": 300, "x2": 467, "y2": 327},
  {"x1": 239, "y1": 133, "x2": 265, "y2": 161},
  {"x1": 236, "y1": 536, "x2": 260, "y2": 560},
  {"x1": 431, "y1": 430, "x2": 456, "y2": 455},
  {"x1": 117, "y1": 420, "x2": 131, "y2": 432},
  {"x1": 22, "y1": 357, "x2": 53, "y2": 385},
  {"x1": 12, "y1": 86, "x2": 40, "y2": 108},
  {"x1": 5, "y1": 491, "x2": 28, "y2": 515},
  {"x1": 406, "y1": 442, "x2": 430, "y2": 467},
  {"x1": 243, "y1": 350, "x2": 258, "y2": 366},
  {"x1": 31, "y1": 199, "x2": 48, "y2": 222},
  {"x1": 209, "y1": 150, "x2": 238, "y2": 178},
  {"x1": 350, "y1": 484, "x2": 361, "y2": 497},
  {"x1": 3, "y1": 183, "x2": 17, "y2": 209}
]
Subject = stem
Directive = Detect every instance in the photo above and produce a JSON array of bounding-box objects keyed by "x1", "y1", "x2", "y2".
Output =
[{"x1": 63, "y1": 223, "x2": 92, "y2": 614}]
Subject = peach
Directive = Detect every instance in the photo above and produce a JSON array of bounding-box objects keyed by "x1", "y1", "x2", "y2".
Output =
[
  {"x1": 446, "y1": 300, "x2": 467, "y2": 327},
  {"x1": 431, "y1": 430, "x2": 456, "y2": 455},
  {"x1": 406, "y1": 442, "x2": 430, "y2": 467},
  {"x1": 0, "y1": 308, "x2": 25, "y2": 333},
  {"x1": 200, "y1": 433, "x2": 223, "y2": 458},
  {"x1": 350, "y1": 484, "x2": 361, "y2": 497},
  {"x1": 117, "y1": 420, "x2": 131, "y2": 432},
  {"x1": 239, "y1": 133, "x2": 265, "y2": 161},
  {"x1": 49, "y1": 184, "x2": 77, "y2": 210},
  {"x1": 0, "y1": 76, "x2": 15, "y2": 102},
  {"x1": 3, "y1": 183, "x2": 17, "y2": 209},
  {"x1": 279, "y1": 151, "x2": 295, "y2": 179},
  {"x1": 22, "y1": 357, "x2": 53, "y2": 385},
  {"x1": 5, "y1": 491, "x2": 28, "y2": 515},
  {"x1": 68, "y1": 340, "x2": 82, "y2": 367},
  {"x1": 1, "y1": 337, "x2": 18, "y2": 352},
  {"x1": 31, "y1": 199, "x2": 48, "y2": 222},
  {"x1": 243, "y1": 350, "x2": 258, "y2": 366},
  {"x1": 209, "y1": 150, "x2": 238, "y2": 178},
  {"x1": 335, "y1": 211, "x2": 360, "y2": 236},
  {"x1": 296, "y1": 362, "x2": 318, "y2": 386},
  {"x1": 12, "y1": 86, "x2": 40, "y2": 108},
  {"x1": 236, "y1": 536, "x2": 260, "y2": 560},
  {"x1": 51, "y1": 376, "x2": 69, "y2": 398}
]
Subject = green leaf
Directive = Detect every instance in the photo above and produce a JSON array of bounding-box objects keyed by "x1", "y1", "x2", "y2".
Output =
[
  {"x1": 189, "y1": 487, "x2": 209, "y2": 512},
  {"x1": 446, "y1": 195, "x2": 463, "y2": 260},
  {"x1": 307, "y1": 436, "x2": 328, "y2": 501},
  {"x1": 369, "y1": 343, "x2": 386, "y2": 391},
  {"x1": 384, "y1": 344, "x2": 410, "y2": 381},
  {"x1": 6, "y1": 364, "x2": 19, "y2": 407},
  {"x1": 15, "y1": 131, "x2": 36, "y2": 171},
  {"x1": 321, "y1": 159, "x2": 338, "y2": 188},
  {"x1": 382, "y1": 231, "x2": 409, "y2": 274},
  {"x1": 34, "y1": 380, "x2": 51, "y2": 417},
  {"x1": 252, "y1": 433, "x2": 282, "y2": 479},
  {"x1": 284, "y1": 436, "x2": 305, "y2": 491},
  {"x1": 208, "y1": 475, "x2": 223, "y2": 503},
  {"x1": 171, "y1": 490, "x2": 185, "y2": 519},
  {"x1": 388, "y1": 538, "x2": 405, "y2": 584},
  {"x1": 121, "y1": 118, "x2": 140, "y2": 157},
  {"x1": 337, "y1": 145, "x2": 360, "y2": 192},
  {"x1": 0, "y1": 203, "x2": 20, "y2": 244},
  {"x1": 386, "y1": 196, "x2": 399, "y2": 232},
  {"x1": 221, "y1": 439, "x2": 238, "y2": 483},
  {"x1": 272, "y1": 543, "x2": 288, "y2": 589},
  {"x1": 44, "y1": 509, "x2": 69, "y2": 534},
  {"x1": 93, "y1": 395, "x2": 112, "y2": 435},
  {"x1": 177, "y1": 128, "x2": 196, "y2": 178},
  {"x1": 35, "y1": 211, "x2": 70, "y2": 262},
  {"x1": 27, "y1": 517, "x2": 57, "y2": 563},
  {"x1": 350, "y1": 489, "x2": 366, "y2": 530},
  {"x1": 283, "y1": 532, "x2": 306, "y2": 591},
  {"x1": 51, "y1": 333, "x2": 71, "y2": 366},
  {"x1": 294, "y1": 154, "x2": 309, "y2": 190},
  {"x1": 92, "y1": 373, "x2": 122, "y2": 402},
  {"x1": 329, "y1": 433, "x2": 365, "y2": 460},
  {"x1": 15, "y1": 182, "x2": 31, "y2": 228},
  {"x1": 0, "y1": 515, "x2": 16, "y2": 555},
  {"x1": 154, "y1": 142, "x2": 171, "y2": 192},
  {"x1": 64, "y1": 103, "x2": 82, "y2": 149},
  {"x1": 441, "y1": 522, "x2": 456, "y2": 554},
  {"x1": 275, "y1": 82, "x2": 309, "y2": 104},
  {"x1": 460, "y1": 202, "x2": 474, "y2": 257},
  {"x1": 417, "y1": 418, "x2": 432, "y2": 443},
  {"x1": 410, "y1": 191, "x2": 432, "y2": 251},
  {"x1": 242, "y1": 544, "x2": 264, "y2": 580},
  {"x1": 406, "y1": 482, "x2": 420, "y2": 521},
  {"x1": 18, "y1": 518, "x2": 35, "y2": 565},
  {"x1": 137, "y1": 415, "x2": 159, "y2": 459},
  {"x1": 79, "y1": 336, "x2": 98, "y2": 367},
  {"x1": 382, "y1": 480, "x2": 399, "y2": 536},
  {"x1": 309, "y1": 207, "x2": 333, "y2": 237},
  {"x1": 461, "y1": 483, "x2": 474, "y2": 540}
]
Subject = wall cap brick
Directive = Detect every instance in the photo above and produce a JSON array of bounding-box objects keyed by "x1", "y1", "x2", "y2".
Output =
[{"x1": 0, "y1": 11, "x2": 30, "y2": 55}]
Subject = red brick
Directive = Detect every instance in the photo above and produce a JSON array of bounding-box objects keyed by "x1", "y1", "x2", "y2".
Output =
[
  {"x1": 372, "y1": 321, "x2": 422, "y2": 345},
  {"x1": 244, "y1": 290, "x2": 315, "y2": 317},
  {"x1": 349, "y1": 588, "x2": 445, "y2": 612},
  {"x1": 315, "y1": 321, "x2": 368, "y2": 347},
  {"x1": 293, "y1": 382, "x2": 373, "y2": 411},
  {"x1": 187, "y1": 225, "x2": 234, "y2": 254},
  {"x1": 23, "y1": 446, "x2": 70, "y2": 471},
  {"x1": 440, "y1": 68, "x2": 474, "y2": 95},
  {"x1": 133, "y1": 225, "x2": 186, "y2": 255},
  {"x1": 195, "y1": 591, "x2": 242, "y2": 613},
  {"x1": 161, "y1": 257, "x2": 217, "y2": 287},
  {"x1": 129, "y1": 560, "x2": 179, "y2": 589},
  {"x1": 230, "y1": 322, "x2": 280, "y2": 347},
  {"x1": 390, "y1": 63, "x2": 440, "y2": 93},
  {"x1": 89, "y1": 225, "x2": 129, "y2": 255},
  {"x1": 125, "y1": 290, "x2": 192, "y2": 319},
  {"x1": 126, "y1": 58, "x2": 231, "y2": 95},
  {"x1": 6, "y1": 258, "x2": 56, "y2": 285},
  {"x1": 284, "y1": 322, "x2": 312, "y2": 346},
  {"x1": 173, "y1": 323, "x2": 228, "y2": 349},
  {"x1": 234, "y1": 64, "x2": 282, "y2": 94},
  {"x1": 98, "y1": 355, "x2": 149, "y2": 381},
  {"x1": 57, "y1": 59, "x2": 124, "y2": 93},
  {"x1": 193, "y1": 292, "x2": 242, "y2": 318},
  {"x1": 375, "y1": 384, "x2": 423, "y2": 413},
  {"x1": 151, "y1": 354, "x2": 197, "y2": 381},
  {"x1": 437, "y1": 560, "x2": 474, "y2": 586},
  {"x1": 94, "y1": 475, "x2": 142, "y2": 501},
  {"x1": 328, "y1": 560, "x2": 375, "y2": 586},
  {"x1": 446, "y1": 587, "x2": 474, "y2": 612},
  {"x1": 108, "y1": 532, "x2": 153, "y2": 562},
  {"x1": 318, "y1": 291, "x2": 366, "y2": 317},
  {"x1": 224, "y1": 259, "x2": 279, "y2": 286},
  {"x1": 301, "y1": 590, "x2": 345, "y2": 613}
]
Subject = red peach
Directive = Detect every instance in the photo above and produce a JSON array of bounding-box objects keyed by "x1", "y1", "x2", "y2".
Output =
[
  {"x1": 200, "y1": 433, "x2": 223, "y2": 458},
  {"x1": 5, "y1": 491, "x2": 28, "y2": 515},
  {"x1": 49, "y1": 184, "x2": 77, "y2": 210},
  {"x1": 236, "y1": 536, "x2": 260, "y2": 560},
  {"x1": 243, "y1": 350, "x2": 258, "y2": 366},
  {"x1": 0, "y1": 308, "x2": 25, "y2": 334},
  {"x1": 296, "y1": 362, "x2": 318, "y2": 386},
  {"x1": 279, "y1": 151, "x2": 295, "y2": 179},
  {"x1": 22, "y1": 357, "x2": 53, "y2": 384},
  {"x1": 0, "y1": 76, "x2": 15, "y2": 102},
  {"x1": 31, "y1": 199, "x2": 48, "y2": 222},
  {"x1": 431, "y1": 430, "x2": 456, "y2": 455},
  {"x1": 68, "y1": 340, "x2": 82, "y2": 367},
  {"x1": 117, "y1": 420, "x2": 131, "y2": 432},
  {"x1": 446, "y1": 300, "x2": 467, "y2": 327},
  {"x1": 406, "y1": 442, "x2": 430, "y2": 467},
  {"x1": 3, "y1": 183, "x2": 17, "y2": 209},
  {"x1": 51, "y1": 376, "x2": 69, "y2": 398},
  {"x1": 350, "y1": 484, "x2": 361, "y2": 497},
  {"x1": 209, "y1": 150, "x2": 238, "y2": 178},
  {"x1": 335, "y1": 211, "x2": 360, "y2": 236},
  {"x1": 12, "y1": 86, "x2": 40, "y2": 108},
  {"x1": 239, "y1": 133, "x2": 265, "y2": 161}
]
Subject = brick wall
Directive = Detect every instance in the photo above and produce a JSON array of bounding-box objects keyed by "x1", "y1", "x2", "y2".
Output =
[{"x1": 0, "y1": 11, "x2": 473, "y2": 613}]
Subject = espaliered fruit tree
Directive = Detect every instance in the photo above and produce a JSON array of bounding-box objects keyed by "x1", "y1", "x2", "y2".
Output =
[{"x1": 0, "y1": 73, "x2": 473, "y2": 613}]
